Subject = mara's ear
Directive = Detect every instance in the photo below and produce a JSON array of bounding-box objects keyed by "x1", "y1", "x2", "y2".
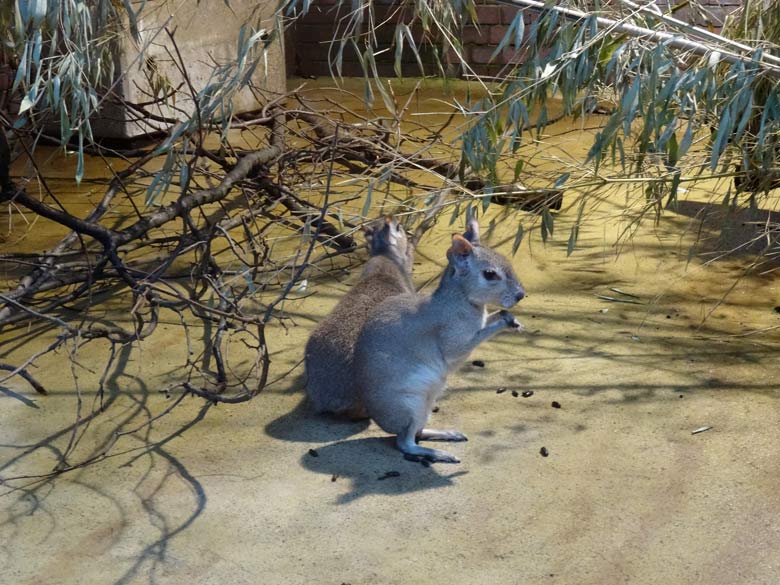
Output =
[
  {"x1": 463, "y1": 208, "x2": 480, "y2": 244},
  {"x1": 450, "y1": 233, "x2": 473, "y2": 254},
  {"x1": 448, "y1": 234, "x2": 473, "y2": 273},
  {"x1": 383, "y1": 215, "x2": 403, "y2": 239},
  {"x1": 362, "y1": 218, "x2": 379, "y2": 240},
  {"x1": 362, "y1": 217, "x2": 383, "y2": 250},
  {"x1": 364, "y1": 216, "x2": 398, "y2": 254}
]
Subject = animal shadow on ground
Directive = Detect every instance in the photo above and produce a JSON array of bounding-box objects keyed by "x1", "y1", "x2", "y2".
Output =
[
  {"x1": 264, "y1": 376, "x2": 467, "y2": 502},
  {"x1": 264, "y1": 373, "x2": 370, "y2": 443},
  {"x1": 301, "y1": 437, "x2": 468, "y2": 504}
]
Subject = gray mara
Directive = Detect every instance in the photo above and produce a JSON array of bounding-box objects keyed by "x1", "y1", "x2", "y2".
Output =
[
  {"x1": 304, "y1": 216, "x2": 415, "y2": 418},
  {"x1": 354, "y1": 214, "x2": 525, "y2": 463}
]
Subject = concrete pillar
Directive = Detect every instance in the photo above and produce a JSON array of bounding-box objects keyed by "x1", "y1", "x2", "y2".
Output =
[{"x1": 95, "y1": 1, "x2": 286, "y2": 138}]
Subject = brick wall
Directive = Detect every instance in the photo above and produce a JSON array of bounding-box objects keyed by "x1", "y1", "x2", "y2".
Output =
[
  {"x1": 286, "y1": 0, "x2": 440, "y2": 78},
  {"x1": 288, "y1": 0, "x2": 744, "y2": 78}
]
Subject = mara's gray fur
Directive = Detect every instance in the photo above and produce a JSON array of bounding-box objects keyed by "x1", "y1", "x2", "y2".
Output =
[
  {"x1": 354, "y1": 214, "x2": 525, "y2": 462},
  {"x1": 304, "y1": 216, "x2": 414, "y2": 418}
]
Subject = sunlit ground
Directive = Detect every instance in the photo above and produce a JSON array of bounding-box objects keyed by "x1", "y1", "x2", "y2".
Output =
[{"x1": 1, "y1": 78, "x2": 779, "y2": 585}]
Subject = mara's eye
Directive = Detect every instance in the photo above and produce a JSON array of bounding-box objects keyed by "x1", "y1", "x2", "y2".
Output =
[{"x1": 482, "y1": 269, "x2": 501, "y2": 281}]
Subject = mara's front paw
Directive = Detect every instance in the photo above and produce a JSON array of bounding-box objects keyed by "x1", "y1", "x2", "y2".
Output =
[{"x1": 499, "y1": 310, "x2": 525, "y2": 332}]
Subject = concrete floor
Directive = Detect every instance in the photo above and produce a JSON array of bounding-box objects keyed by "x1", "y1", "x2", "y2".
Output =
[
  {"x1": 2, "y1": 81, "x2": 780, "y2": 584},
  {"x1": 3, "y1": 204, "x2": 780, "y2": 584}
]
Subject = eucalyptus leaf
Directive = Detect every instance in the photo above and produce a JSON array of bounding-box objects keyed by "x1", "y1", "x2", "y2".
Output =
[
  {"x1": 361, "y1": 181, "x2": 374, "y2": 218},
  {"x1": 566, "y1": 225, "x2": 579, "y2": 256},
  {"x1": 542, "y1": 208, "x2": 554, "y2": 240},
  {"x1": 511, "y1": 223, "x2": 525, "y2": 256},
  {"x1": 75, "y1": 133, "x2": 84, "y2": 185}
]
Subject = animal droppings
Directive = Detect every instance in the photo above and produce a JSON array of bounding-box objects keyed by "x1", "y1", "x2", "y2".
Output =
[
  {"x1": 522, "y1": 390, "x2": 534, "y2": 398},
  {"x1": 511, "y1": 390, "x2": 519, "y2": 397},
  {"x1": 551, "y1": 401, "x2": 561, "y2": 409},
  {"x1": 472, "y1": 360, "x2": 485, "y2": 367},
  {"x1": 432, "y1": 406, "x2": 440, "y2": 413},
  {"x1": 331, "y1": 474, "x2": 338, "y2": 482},
  {"x1": 308, "y1": 448, "x2": 319, "y2": 458},
  {"x1": 540, "y1": 447, "x2": 549, "y2": 457},
  {"x1": 496, "y1": 387, "x2": 507, "y2": 394}
]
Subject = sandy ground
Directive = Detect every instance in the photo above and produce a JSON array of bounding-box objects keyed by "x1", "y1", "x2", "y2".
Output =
[
  {"x1": 2, "y1": 81, "x2": 780, "y2": 585},
  {"x1": 3, "y1": 209, "x2": 780, "y2": 585}
]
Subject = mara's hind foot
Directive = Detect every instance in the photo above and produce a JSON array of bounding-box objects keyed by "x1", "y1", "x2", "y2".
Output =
[
  {"x1": 417, "y1": 429, "x2": 468, "y2": 442},
  {"x1": 396, "y1": 435, "x2": 460, "y2": 463}
]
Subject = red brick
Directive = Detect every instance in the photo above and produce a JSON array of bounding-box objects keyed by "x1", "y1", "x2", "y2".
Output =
[
  {"x1": 443, "y1": 47, "x2": 458, "y2": 62},
  {"x1": 471, "y1": 45, "x2": 498, "y2": 64},
  {"x1": 294, "y1": 42, "x2": 334, "y2": 63},
  {"x1": 462, "y1": 25, "x2": 489, "y2": 44},
  {"x1": 501, "y1": 46, "x2": 527, "y2": 65},
  {"x1": 453, "y1": 45, "x2": 471, "y2": 64},
  {"x1": 296, "y1": 25, "x2": 341, "y2": 42},
  {"x1": 469, "y1": 63, "x2": 493, "y2": 77},
  {"x1": 295, "y1": 60, "x2": 330, "y2": 77},
  {"x1": 330, "y1": 61, "x2": 368, "y2": 77},
  {"x1": 500, "y1": 5, "x2": 519, "y2": 25},
  {"x1": 490, "y1": 25, "x2": 511, "y2": 45},
  {"x1": 475, "y1": 5, "x2": 501, "y2": 25},
  {"x1": 372, "y1": 23, "x2": 397, "y2": 44},
  {"x1": 376, "y1": 5, "x2": 414, "y2": 24},
  {"x1": 699, "y1": 7, "x2": 731, "y2": 26}
]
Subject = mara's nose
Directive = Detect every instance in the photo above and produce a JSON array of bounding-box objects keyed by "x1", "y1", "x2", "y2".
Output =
[{"x1": 515, "y1": 287, "x2": 525, "y2": 302}]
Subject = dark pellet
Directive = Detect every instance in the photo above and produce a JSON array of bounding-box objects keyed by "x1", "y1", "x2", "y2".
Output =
[
  {"x1": 331, "y1": 474, "x2": 338, "y2": 482},
  {"x1": 540, "y1": 447, "x2": 549, "y2": 457},
  {"x1": 308, "y1": 448, "x2": 319, "y2": 458},
  {"x1": 522, "y1": 390, "x2": 534, "y2": 398},
  {"x1": 511, "y1": 390, "x2": 519, "y2": 397},
  {"x1": 472, "y1": 360, "x2": 485, "y2": 367},
  {"x1": 496, "y1": 387, "x2": 507, "y2": 394},
  {"x1": 551, "y1": 401, "x2": 561, "y2": 409},
  {"x1": 378, "y1": 471, "x2": 401, "y2": 480},
  {"x1": 432, "y1": 406, "x2": 440, "y2": 413}
]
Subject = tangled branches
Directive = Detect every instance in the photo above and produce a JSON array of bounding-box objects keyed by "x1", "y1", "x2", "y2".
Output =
[{"x1": 1, "y1": 76, "x2": 514, "y2": 485}]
